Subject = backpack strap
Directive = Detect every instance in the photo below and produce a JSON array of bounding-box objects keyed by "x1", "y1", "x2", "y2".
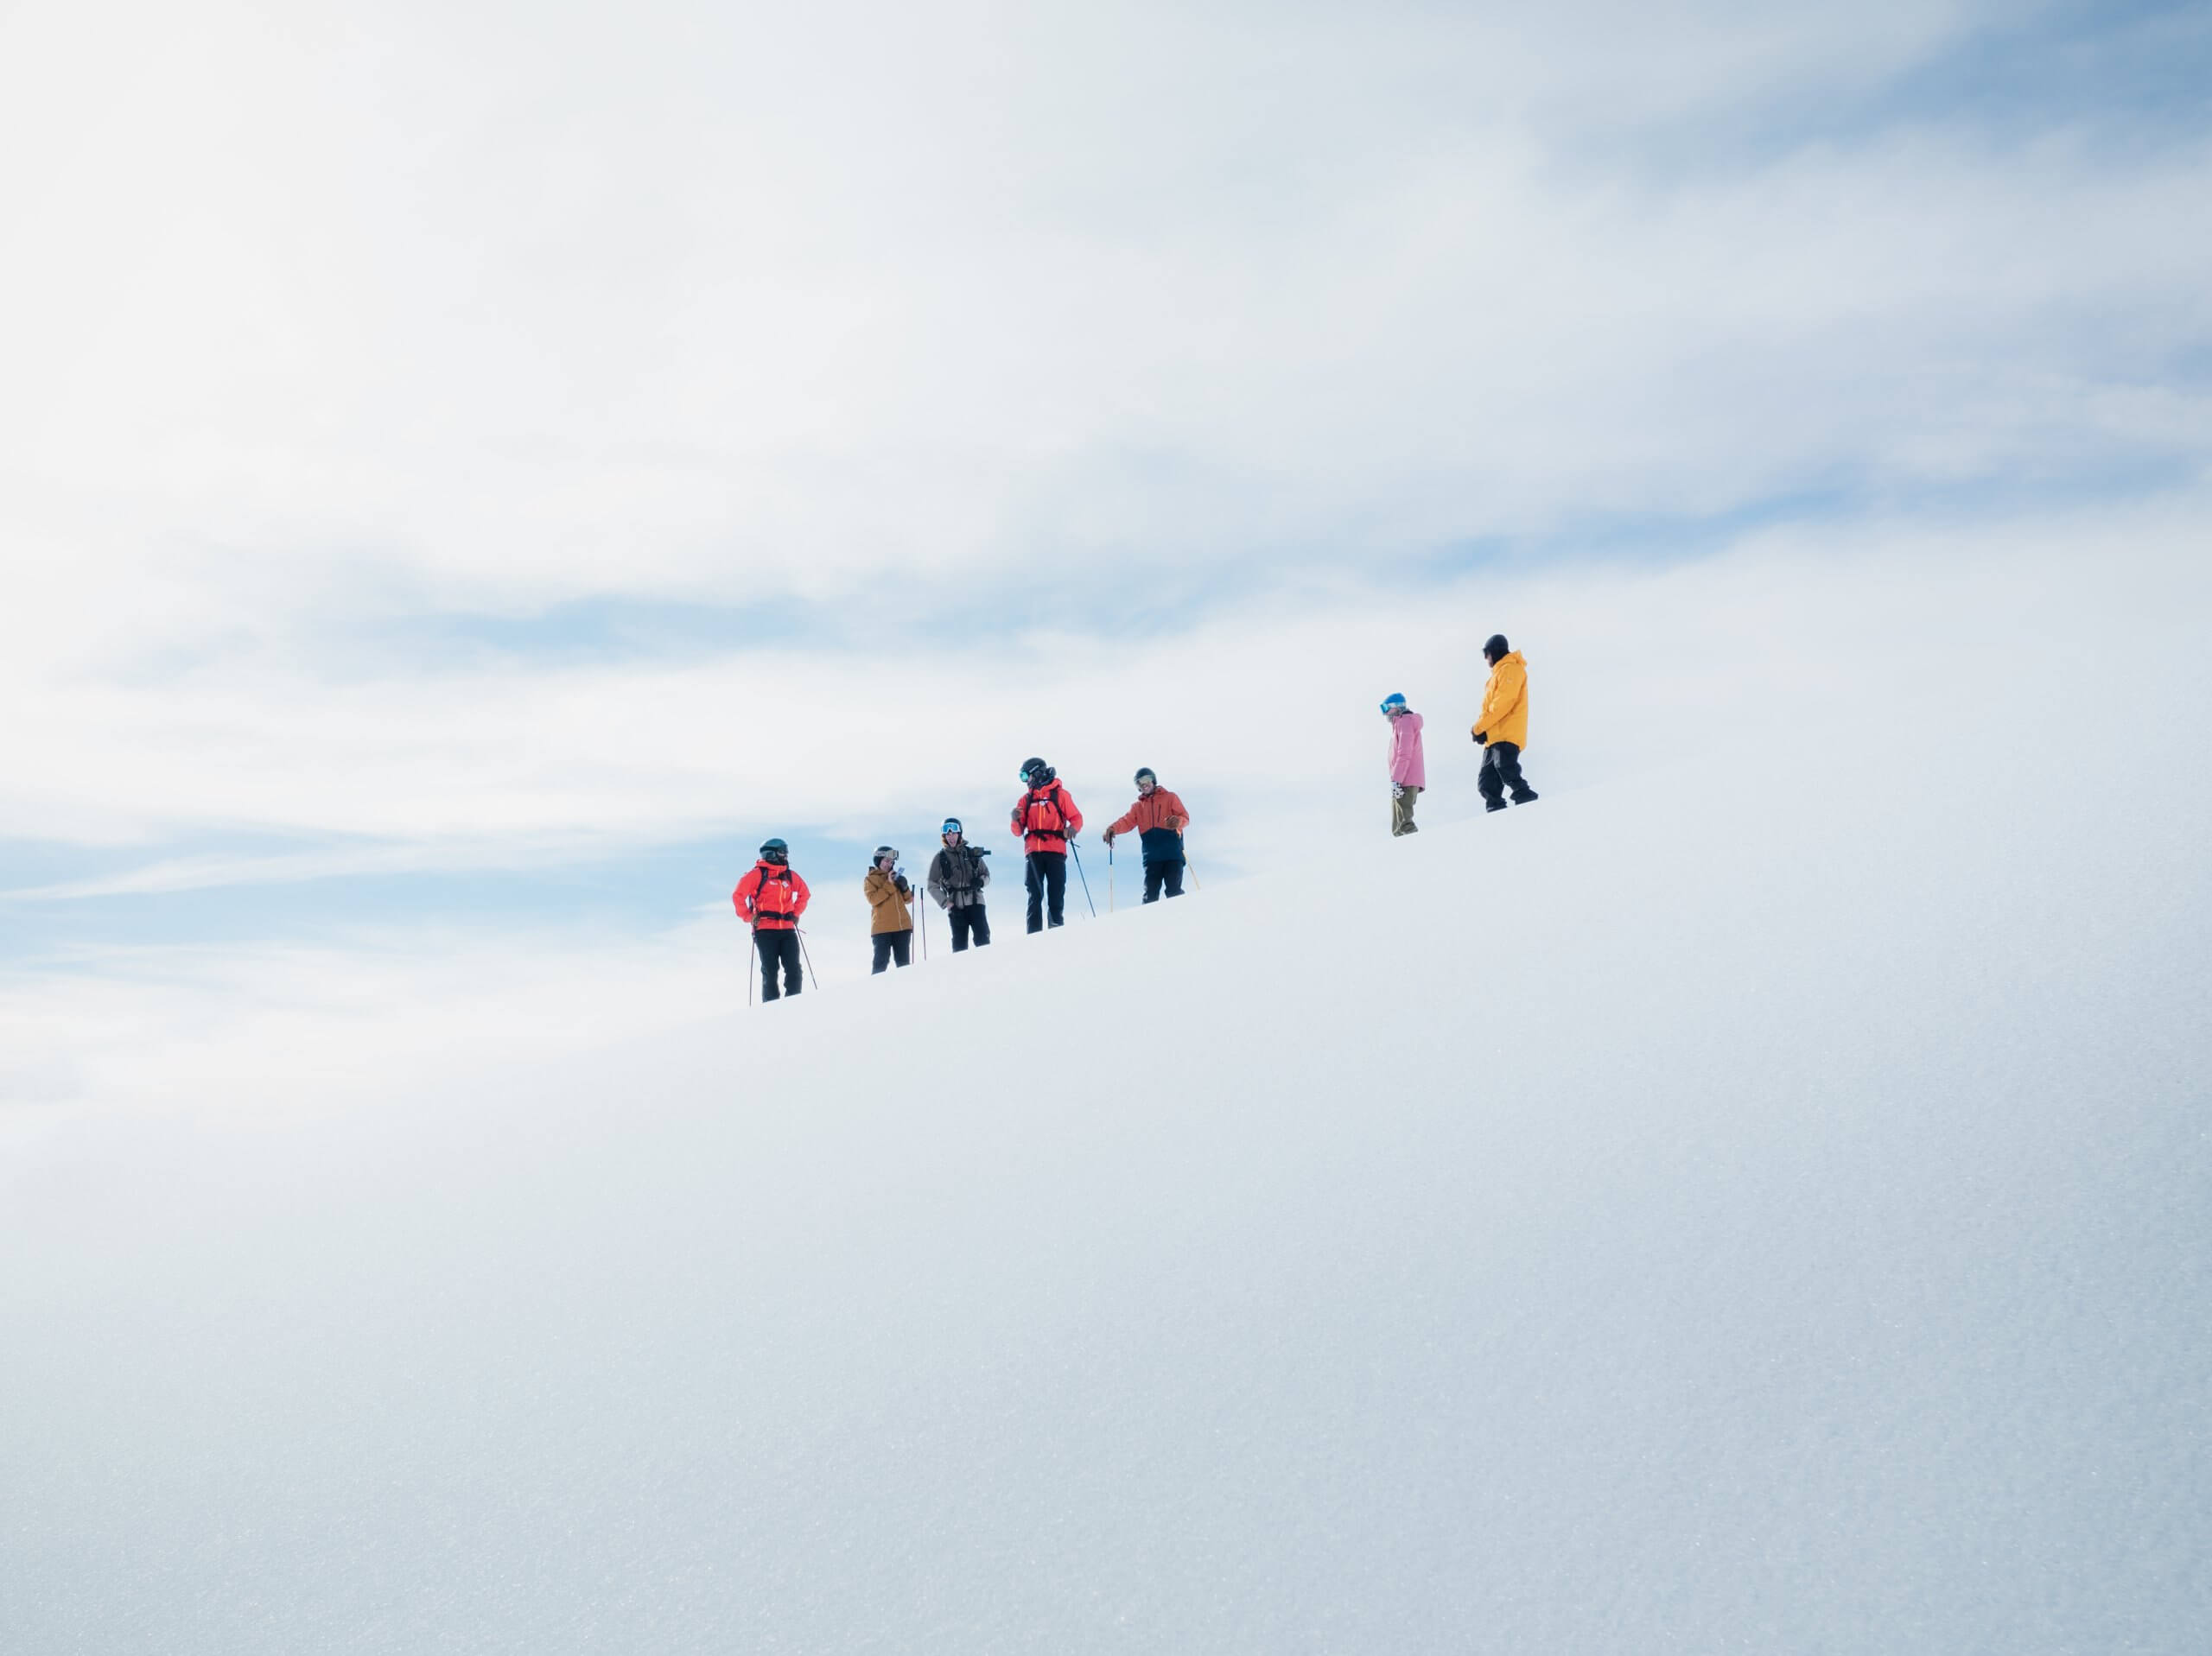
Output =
[
  {"x1": 1027, "y1": 785, "x2": 1068, "y2": 843},
  {"x1": 753, "y1": 864, "x2": 799, "y2": 923}
]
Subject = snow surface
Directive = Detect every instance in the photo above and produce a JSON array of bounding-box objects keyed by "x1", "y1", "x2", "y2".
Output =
[{"x1": 4, "y1": 656, "x2": 2209, "y2": 1652}]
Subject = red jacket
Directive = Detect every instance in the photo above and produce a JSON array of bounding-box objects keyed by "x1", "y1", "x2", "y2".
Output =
[
  {"x1": 1010, "y1": 781, "x2": 1083, "y2": 854},
  {"x1": 733, "y1": 860, "x2": 810, "y2": 930}
]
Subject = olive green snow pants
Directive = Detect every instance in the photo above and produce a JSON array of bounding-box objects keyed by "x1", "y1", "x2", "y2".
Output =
[{"x1": 1391, "y1": 784, "x2": 1421, "y2": 836}]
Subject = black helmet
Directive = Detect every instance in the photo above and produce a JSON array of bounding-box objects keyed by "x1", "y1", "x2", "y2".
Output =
[
  {"x1": 941, "y1": 818, "x2": 963, "y2": 837},
  {"x1": 1020, "y1": 757, "x2": 1054, "y2": 786},
  {"x1": 873, "y1": 845, "x2": 899, "y2": 865},
  {"x1": 1483, "y1": 633, "x2": 1510, "y2": 663},
  {"x1": 759, "y1": 838, "x2": 789, "y2": 864},
  {"x1": 1134, "y1": 766, "x2": 1157, "y2": 785}
]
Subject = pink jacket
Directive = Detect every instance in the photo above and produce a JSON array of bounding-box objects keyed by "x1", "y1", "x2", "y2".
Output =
[{"x1": 1389, "y1": 711, "x2": 1426, "y2": 787}]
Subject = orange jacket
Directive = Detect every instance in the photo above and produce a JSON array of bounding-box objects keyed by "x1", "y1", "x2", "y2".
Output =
[
  {"x1": 1104, "y1": 790, "x2": 1189, "y2": 862},
  {"x1": 1010, "y1": 781, "x2": 1083, "y2": 853},
  {"x1": 1105, "y1": 790, "x2": 1188, "y2": 838},
  {"x1": 733, "y1": 860, "x2": 810, "y2": 930},
  {"x1": 1474, "y1": 651, "x2": 1530, "y2": 750}
]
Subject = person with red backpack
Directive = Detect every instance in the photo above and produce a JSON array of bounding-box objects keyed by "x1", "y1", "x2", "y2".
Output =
[
  {"x1": 1010, "y1": 757, "x2": 1084, "y2": 932},
  {"x1": 733, "y1": 837, "x2": 810, "y2": 1000}
]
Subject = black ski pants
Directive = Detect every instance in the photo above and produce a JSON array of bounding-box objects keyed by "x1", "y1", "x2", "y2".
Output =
[
  {"x1": 871, "y1": 930, "x2": 913, "y2": 973},
  {"x1": 754, "y1": 930, "x2": 803, "y2": 999},
  {"x1": 1143, "y1": 859, "x2": 1185, "y2": 903},
  {"x1": 1478, "y1": 740, "x2": 1537, "y2": 809},
  {"x1": 950, "y1": 904, "x2": 991, "y2": 950},
  {"x1": 1025, "y1": 852, "x2": 1067, "y2": 931}
]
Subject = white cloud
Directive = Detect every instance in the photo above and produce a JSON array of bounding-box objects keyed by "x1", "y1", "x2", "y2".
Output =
[{"x1": 2, "y1": 0, "x2": 2202, "y2": 644}]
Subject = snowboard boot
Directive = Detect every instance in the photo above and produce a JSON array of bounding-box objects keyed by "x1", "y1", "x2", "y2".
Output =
[
  {"x1": 1510, "y1": 790, "x2": 1538, "y2": 804},
  {"x1": 1484, "y1": 801, "x2": 1507, "y2": 813}
]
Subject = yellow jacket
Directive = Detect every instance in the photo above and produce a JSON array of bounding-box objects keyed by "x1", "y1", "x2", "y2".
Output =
[
  {"x1": 1474, "y1": 651, "x2": 1530, "y2": 750},
  {"x1": 863, "y1": 867, "x2": 917, "y2": 935}
]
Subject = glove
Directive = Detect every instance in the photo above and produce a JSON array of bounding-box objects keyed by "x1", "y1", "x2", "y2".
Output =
[
  {"x1": 1101, "y1": 831, "x2": 1116, "y2": 847},
  {"x1": 1473, "y1": 730, "x2": 1488, "y2": 746},
  {"x1": 893, "y1": 876, "x2": 911, "y2": 896},
  {"x1": 1391, "y1": 783, "x2": 1404, "y2": 799}
]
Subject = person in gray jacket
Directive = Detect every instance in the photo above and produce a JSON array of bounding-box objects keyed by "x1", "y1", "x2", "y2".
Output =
[{"x1": 927, "y1": 818, "x2": 993, "y2": 950}]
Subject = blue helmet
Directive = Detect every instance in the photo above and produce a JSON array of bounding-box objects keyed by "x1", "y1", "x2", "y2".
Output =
[
  {"x1": 759, "y1": 837, "x2": 789, "y2": 864},
  {"x1": 1380, "y1": 693, "x2": 1408, "y2": 713}
]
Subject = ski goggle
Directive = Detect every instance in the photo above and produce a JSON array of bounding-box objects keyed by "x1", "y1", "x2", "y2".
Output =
[{"x1": 941, "y1": 820, "x2": 963, "y2": 835}]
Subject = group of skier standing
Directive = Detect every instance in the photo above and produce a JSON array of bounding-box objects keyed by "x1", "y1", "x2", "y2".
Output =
[
  {"x1": 731, "y1": 635, "x2": 1532, "y2": 999},
  {"x1": 731, "y1": 760, "x2": 1191, "y2": 1000}
]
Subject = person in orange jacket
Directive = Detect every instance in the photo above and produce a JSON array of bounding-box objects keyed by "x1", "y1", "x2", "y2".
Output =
[
  {"x1": 1011, "y1": 757, "x2": 1083, "y2": 931},
  {"x1": 1471, "y1": 634, "x2": 1539, "y2": 812},
  {"x1": 863, "y1": 846, "x2": 918, "y2": 973},
  {"x1": 1101, "y1": 767, "x2": 1190, "y2": 902},
  {"x1": 733, "y1": 837, "x2": 810, "y2": 999}
]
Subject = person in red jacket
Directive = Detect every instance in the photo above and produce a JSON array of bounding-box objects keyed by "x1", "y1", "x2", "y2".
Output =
[
  {"x1": 1010, "y1": 757, "x2": 1083, "y2": 932},
  {"x1": 733, "y1": 837, "x2": 810, "y2": 1000},
  {"x1": 1101, "y1": 767, "x2": 1190, "y2": 903}
]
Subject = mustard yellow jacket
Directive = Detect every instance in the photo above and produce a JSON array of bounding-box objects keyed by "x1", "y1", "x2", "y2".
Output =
[
  {"x1": 1474, "y1": 651, "x2": 1530, "y2": 750},
  {"x1": 863, "y1": 867, "x2": 917, "y2": 935}
]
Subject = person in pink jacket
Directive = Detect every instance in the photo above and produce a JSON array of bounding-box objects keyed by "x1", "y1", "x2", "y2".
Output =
[{"x1": 1382, "y1": 692, "x2": 1425, "y2": 836}]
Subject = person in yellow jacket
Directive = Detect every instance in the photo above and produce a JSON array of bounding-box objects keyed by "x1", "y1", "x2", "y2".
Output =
[
  {"x1": 863, "y1": 846, "x2": 918, "y2": 972},
  {"x1": 1471, "y1": 633, "x2": 1539, "y2": 812}
]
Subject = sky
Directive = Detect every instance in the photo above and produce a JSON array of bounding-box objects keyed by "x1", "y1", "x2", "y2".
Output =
[{"x1": 3, "y1": 0, "x2": 2209, "y2": 1109}]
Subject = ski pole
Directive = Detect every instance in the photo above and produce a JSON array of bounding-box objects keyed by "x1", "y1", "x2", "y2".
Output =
[
  {"x1": 798, "y1": 929, "x2": 821, "y2": 991},
  {"x1": 1186, "y1": 856, "x2": 1201, "y2": 892},
  {"x1": 1069, "y1": 841, "x2": 1096, "y2": 917},
  {"x1": 1108, "y1": 841, "x2": 1115, "y2": 913},
  {"x1": 747, "y1": 925, "x2": 755, "y2": 1006},
  {"x1": 917, "y1": 875, "x2": 927, "y2": 960}
]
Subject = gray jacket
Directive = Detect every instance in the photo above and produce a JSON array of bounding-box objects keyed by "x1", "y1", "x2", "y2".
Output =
[{"x1": 927, "y1": 844, "x2": 991, "y2": 909}]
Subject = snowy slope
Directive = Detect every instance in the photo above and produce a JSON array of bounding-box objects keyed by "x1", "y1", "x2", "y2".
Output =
[{"x1": 4, "y1": 690, "x2": 2209, "y2": 1652}]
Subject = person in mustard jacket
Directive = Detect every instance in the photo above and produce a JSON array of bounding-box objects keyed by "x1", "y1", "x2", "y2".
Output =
[
  {"x1": 864, "y1": 846, "x2": 918, "y2": 972},
  {"x1": 1471, "y1": 634, "x2": 1538, "y2": 812}
]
